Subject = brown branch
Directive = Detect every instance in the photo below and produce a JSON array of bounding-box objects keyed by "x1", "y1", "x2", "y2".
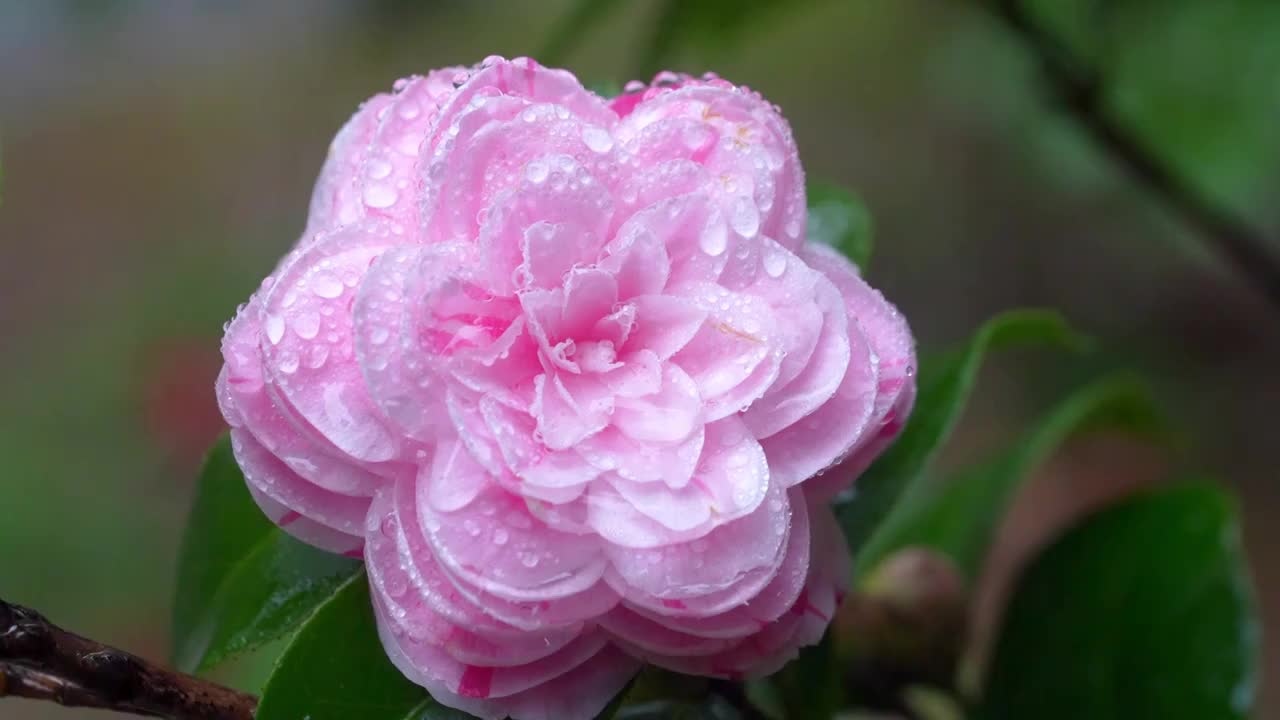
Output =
[
  {"x1": 0, "y1": 597, "x2": 256, "y2": 720},
  {"x1": 988, "y1": 0, "x2": 1280, "y2": 309}
]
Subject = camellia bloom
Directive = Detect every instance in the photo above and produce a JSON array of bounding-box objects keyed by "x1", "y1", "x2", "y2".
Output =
[{"x1": 217, "y1": 57, "x2": 914, "y2": 720}]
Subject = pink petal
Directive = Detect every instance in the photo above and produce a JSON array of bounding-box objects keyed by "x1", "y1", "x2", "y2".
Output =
[
  {"x1": 599, "y1": 220, "x2": 672, "y2": 299},
  {"x1": 742, "y1": 275, "x2": 851, "y2": 439},
  {"x1": 259, "y1": 221, "x2": 403, "y2": 463},
  {"x1": 577, "y1": 423, "x2": 704, "y2": 486},
  {"x1": 800, "y1": 243, "x2": 917, "y2": 500},
  {"x1": 625, "y1": 294, "x2": 707, "y2": 360},
  {"x1": 530, "y1": 373, "x2": 613, "y2": 451},
  {"x1": 230, "y1": 429, "x2": 371, "y2": 538},
  {"x1": 612, "y1": 363, "x2": 702, "y2": 443},
  {"x1": 519, "y1": 222, "x2": 598, "y2": 290},
  {"x1": 416, "y1": 482, "x2": 609, "y2": 603},
  {"x1": 671, "y1": 283, "x2": 781, "y2": 420},
  {"x1": 305, "y1": 93, "x2": 393, "y2": 237},
  {"x1": 603, "y1": 478, "x2": 789, "y2": 603}
]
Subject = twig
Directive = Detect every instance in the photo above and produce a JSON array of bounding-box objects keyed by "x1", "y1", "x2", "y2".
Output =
[
  {"x1": 988, "y1": 0, "x2": 1280, "y2": 309},
  {"x1": 0, "y1": 597, "x2": 256, "y2": 720}
]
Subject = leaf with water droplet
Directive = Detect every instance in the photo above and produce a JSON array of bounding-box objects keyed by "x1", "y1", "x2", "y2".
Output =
[
  {"x1": 856, "y1": 373, "x2": 1166, "y2": 580},
  {"x1": 835, "y1": 310, "x2": 1089, "y2": 569},
  {"x1": 806, "y1": 182, "x2": 873, "y2": 270},
  {"x1": 171, "y1": 435, "x2": 361, "y2": 672},
  {"x1": 257, "y1": 574, "x2": 471, "y2": 720},
  {"x1": 976, "y1": 482, "x2": 1258, "y2": 720}
]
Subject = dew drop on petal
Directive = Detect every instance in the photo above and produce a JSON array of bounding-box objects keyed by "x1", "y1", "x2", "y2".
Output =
[
  {"x1": 493, "y1": 528, "x2": 510, "y2": 546},
  {"x1": 730, "y1": 196, "x2": 760, "y2": 238},
  {"x1": 293, "y1": 311, "x2": 321, "y2": 339},
  {"x1": 312, "y1": 273, "x2": 345, "y2": 299},
  {"x1": 700, "y1": 215, "x2": 728, "y2": 256},
  {"x1": 278, "y1": 351, "x2": 300, "y2": 375},
  {"x1": 367, "y1": 158, "x2": 393, "y2": 180},
  {"x1": 307, "y1": 344, "x2": 329, "y2": 369},
  {"x1": 525, "y1": 160, "x2": 550, "y2": 184},
  {"x1": 763, "y1": 247, "x2": 788, "y2": 278},
  {"x1": 265, "y1": 315, "x2": 286, "y2": 345},
  {"x1": 581, "y1": 126, "x2": 614, "y2": 153},
  {"x1": 363, "y1": 184, "x2": 399, "y2": 209}
]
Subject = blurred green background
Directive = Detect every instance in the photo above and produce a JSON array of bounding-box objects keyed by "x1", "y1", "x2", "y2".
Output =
[{"x1": 2, "y1": 1, "x2": 1278, "y2": 717}]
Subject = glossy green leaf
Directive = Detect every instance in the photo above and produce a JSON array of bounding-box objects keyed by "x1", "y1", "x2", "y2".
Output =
[
  {"x1": 806, "y1": 182, "x2": 874, "y2": 269},
  {"x1": 171, "y1": 434, "x2": 361, "y2": 672},
  {"x1": 172, "y1": 435, "x2": 275, "y2": 666},
  {"x1": 838, "y1": 310, "x2": 1088, "y2": 568},
  {"x1": 257, "y1": 573, "x2": 469, "y2": 720},
  {"x1": 188, "y1": 533, "x2": 360, "y2": 671},
  {"x1": 858, "y1": 374, "x2": 1163, "y2": 579},
  {"x1": 977, "y1": 482, "x2": 1259, "y2": 719},
  {"x1": 768, "y1": 632, "x2": 841, "y2": 719}
]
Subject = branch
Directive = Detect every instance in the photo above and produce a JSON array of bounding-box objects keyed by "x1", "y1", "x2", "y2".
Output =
[
  {"x1": 988, "y1": 0, "x2": 1280, "y2": 309},
  {"x1": 0, "y1": 597, "x2": 256, "y2": 720}
]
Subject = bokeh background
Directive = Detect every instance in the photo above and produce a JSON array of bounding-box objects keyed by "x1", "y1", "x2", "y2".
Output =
[{"x1": 2, "y1": 1, "x2": 1278, "y2": 717}]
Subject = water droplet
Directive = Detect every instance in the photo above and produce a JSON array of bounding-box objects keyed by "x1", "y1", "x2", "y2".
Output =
[
  {"x1": 386, "y1": 573, "x2": 408, "y2": 598},
  {"x1": 730, "y1": 196, "x2": 760, "y2": 238},
  {"x1": 763, "y1": 248, "x2": 787, "y2": 278},
  {"x1": 306, "y1": 344, "x2": 329, "y2": 369},
  {"x1": 525, "y1": 160, "x2": 549, "y2": 184},
  {"x1": 398, "y1": 101, "x2": 420, "y2": 120},
  {"x1": 294, "y1": 312, "x2": 321, "y2": 339},
  {"x1": 367, "y1": 158, "x2": 393, "y2": 180},
  {"x1": 370, "y1": 327, "x2": 390, "y2": 345},
  {"x1": 581, "y1": 126, "x2": 614, "y2": 153},
  {"x1": 312, "y1": 273, "x2": 344, "y2": 299},
  {"x1": 700, "y1": 215, "x2": 728, "y2": 256},
  {"x1": 363, "y1": 184, "x2": 398, "y2": 209},
  {"x1": 278, "y1": 351, "x2": 300, "y2": 374},
  {"x1": 520, "y1": 552, "x2": 539, "y2": 568},
  {"x1": 381, "y1": 514, "x2": 399, "y2": 538},
  {"x1": 463, "y1": 519, "x2": 480, "y2": 537},
  {"x1": 265, "y1": 315, "x2": 285, "y2": 345},
  {"x1": 493, "y1": 528, "x2": 509, "y2": 546}
]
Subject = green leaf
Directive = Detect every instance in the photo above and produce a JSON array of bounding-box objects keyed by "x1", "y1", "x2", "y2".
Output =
[
  {"x1": 189, "y1": 532, "x2": 361, "y2": 671},
  {"x1": 768, "y1": 632, "x2": 841, "y2": 719},
  {"x1": 172, "y1": 436, "x2": 274, "y2": 665},
  {"x1": 858, "y1": 374, "x2": 1163, "y2": 579},
  {"x1": 838, "y1": 310, "x2": 1087, "y2": 569},
  {"x1": 257, "y1": 573, "x2": 469, "y2": 720},
  {"x1": 977, "y1": 482, "x2": 1259, "y2": 719},
  {"x1": 806, "y1": 182, "x2": 874, "y2": 269},
  {"x1": 171, "y1": 435, "x2": 361, "y2": 671}
]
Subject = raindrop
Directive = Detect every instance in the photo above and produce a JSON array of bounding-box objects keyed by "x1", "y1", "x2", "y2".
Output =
[
  {"x1": 265, "y1": 315, "x2": 285, "y2": 345},
  {"x1": 525, "y1": 160, "x2": 550, "y2": 184},
  {"x1": 307, "y1": 345, "x2": 329, "y2": 369},
  {"x1": 763, "y1": 248, "x2": 787, "y2": 278},
  {"x1": 363, "y1": 184, "x2": 398, "y2": 209},
  {"x1": 730, "y1": 196, "x2": 760, "y2": 238},
  {"x1": 312, "y1": 273, "x2": 344, "y2": 299},
  {"x1": 278, "y1": 351, "x2": 300, "y2": 375},
  {"x1": 294, "y1": 312, "x2": 321, "y2": 340},
  {"x1": 581, "y1": 126, "x2": 614, "y2": 153},
  {"x1": 367, "y1": 158, "x2": 393, "y2": 180},
  {"x1": 699, "y1": 215, "x2": 728, "y2": 256},
  {"x1": 493, "y1": 528, "x2": 510, "y2": 546}
]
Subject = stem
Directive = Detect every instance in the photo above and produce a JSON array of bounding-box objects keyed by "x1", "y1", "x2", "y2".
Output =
[
  {"x1": 0, "y1": 597, "x2": 256, "y2": 720},
  {"x1": 987, "y1": 0, "x2": 1280, "y2": 309}
]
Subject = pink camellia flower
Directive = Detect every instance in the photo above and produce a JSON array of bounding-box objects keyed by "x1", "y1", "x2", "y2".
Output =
[{"x1": 217, "y1": 57, "x2": 914, "y2": 720}]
